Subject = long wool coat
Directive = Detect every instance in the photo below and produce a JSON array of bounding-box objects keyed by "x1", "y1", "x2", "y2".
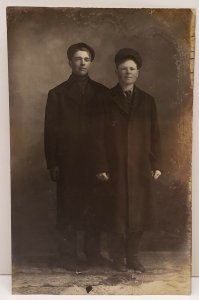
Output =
[
  {"x1": 95, "y1": 84, "x2": 162, "y2": 234},
  {"x1": 44, "y1": 75, "x2": 108, "y2": 230}
]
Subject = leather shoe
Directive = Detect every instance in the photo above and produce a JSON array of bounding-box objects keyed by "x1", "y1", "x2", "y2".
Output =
[
  {"x1": 112, "y1": 258, "x2": 127, "y2": 272},
  {"x1": 127, "y1": 256, "x2": 145, "y2": 273}
]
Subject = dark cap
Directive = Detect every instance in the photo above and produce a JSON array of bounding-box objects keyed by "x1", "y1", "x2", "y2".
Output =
[
  {"x1": 67, "y1": 42, "x2": 95, "y2": 61},
  {"x1": 115, "y1": 48, "x2": 142, "y2": 69}
]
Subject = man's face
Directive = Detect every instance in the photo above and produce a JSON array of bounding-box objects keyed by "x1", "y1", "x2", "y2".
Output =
[
  {"x1": 116, "y1": 59, "x2": 139, "y2": 86},
  {"x1": 69, "y1": 50, "x2": 91, "y2": 76}
]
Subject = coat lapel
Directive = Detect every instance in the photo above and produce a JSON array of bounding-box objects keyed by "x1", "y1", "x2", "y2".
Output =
[
  {"x1": 83, "y1": 79, "x2": 96, "y2": 105},
  {"x1": 60, "y1": 76, "x2": 79, "y2": 107},
  {"x1": 64, "y1": 76, "x2": 95, "y2": 106},
  {"x1": 129, "y1": 85, "x2": 142, "y2": 119},
  {"x1": 111, "y1": 84, "x2": 141, "y2": 116},
  {"x1": 111, "y1": 84, "x2": 130, "y2": 115}
]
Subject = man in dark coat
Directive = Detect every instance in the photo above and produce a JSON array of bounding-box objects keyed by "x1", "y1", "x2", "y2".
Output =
[
  {"x1": 44, "y1": 42, "x2": 108, "y2": 269},
  {"x1": 96, "y1": 48, "x2": 162, "y2": 272}
]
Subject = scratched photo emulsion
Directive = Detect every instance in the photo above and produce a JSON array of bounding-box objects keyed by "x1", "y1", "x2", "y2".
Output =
[{"x1": 7, "y1": 7, "x2": 194, "y2": 295}]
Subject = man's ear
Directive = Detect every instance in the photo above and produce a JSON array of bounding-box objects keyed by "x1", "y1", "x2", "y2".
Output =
[
  {"x1": 68, "y1": 60, "x2": 72, "y2": 68},
  {"x1": 115, "y1": 68, "x2": 118, "y2": 76}
]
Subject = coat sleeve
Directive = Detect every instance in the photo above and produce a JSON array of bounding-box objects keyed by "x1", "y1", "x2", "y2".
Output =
[
  {"x1": 44, "y1": 89, "x2": 59, "y2": 169},
  {"x1": 93, "y1": 94, "x2": 109, "y2": 174},
  {"x1": 150, "y1": 97, "x2": 162, "y2": 172}
]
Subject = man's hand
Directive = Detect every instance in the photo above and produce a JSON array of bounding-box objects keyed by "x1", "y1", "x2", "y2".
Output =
[
  {"x1": 49, "y1": 166, "x2": 60, "y2": 182},
  {"x1": 151, "y1": 170, "x2": 162, "y2": 180},
  {"x1": 96, "y1": 172, "x2": 110, "y2": 182}
]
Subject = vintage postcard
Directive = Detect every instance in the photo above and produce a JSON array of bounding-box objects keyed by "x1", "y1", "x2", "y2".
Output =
[{"x1": 7, "y1": 7, "x2": 194, "y2": 295}]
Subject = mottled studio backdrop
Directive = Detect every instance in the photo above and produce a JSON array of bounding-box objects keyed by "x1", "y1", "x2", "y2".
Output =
[{"x1": 7, "y1": 8, "x2": 193, "y2": 261}]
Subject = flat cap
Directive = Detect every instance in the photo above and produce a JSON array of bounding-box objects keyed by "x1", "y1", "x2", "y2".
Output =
[
  {"x1": 115, "y1": 48, "x2": 142, "y2": 69},
  {"x1": 67, "y1": 42, "x2": 95, "y2": 61}
]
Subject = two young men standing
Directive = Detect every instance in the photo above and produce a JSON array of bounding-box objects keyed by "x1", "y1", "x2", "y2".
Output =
[{"x1": 44, "y1": 43, "x2": 162, "y2": 272}]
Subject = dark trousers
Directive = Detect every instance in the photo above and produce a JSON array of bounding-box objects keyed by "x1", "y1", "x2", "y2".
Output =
[
  {"x1": 57, "y1": 226, "x2": 101, "y2": 262},
  {"x1": 109, "y1": 231, "x2": 143, "y2": 263}
]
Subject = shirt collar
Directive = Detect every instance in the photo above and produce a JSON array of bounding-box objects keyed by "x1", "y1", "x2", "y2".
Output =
[{"x1": 119, "y1": 84, "x2": 134, "y2": 95}]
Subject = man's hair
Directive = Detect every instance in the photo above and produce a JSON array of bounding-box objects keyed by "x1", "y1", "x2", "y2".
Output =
[
  {"x1": 115, "y1": 48, "x2": 142, "y2": 69},
  {"x1": 72, "y1": 47, "x2": 91, "y2": 59},
  {"x1": 67, "y1": 43, "x2": 95, "y2": 61}
]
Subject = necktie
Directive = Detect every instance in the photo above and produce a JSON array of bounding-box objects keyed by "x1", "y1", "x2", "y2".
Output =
[
  {"x1": 124, "y1": 90, "x2": 132, "y2": 102},
  {"x1": 124, "y1": 90, "x2": 132, "y2": 112}
]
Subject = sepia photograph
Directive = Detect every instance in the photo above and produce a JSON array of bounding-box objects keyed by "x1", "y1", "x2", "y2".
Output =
[{"x1": 7, "y1": 6, "x2": 194, "y2": 295}]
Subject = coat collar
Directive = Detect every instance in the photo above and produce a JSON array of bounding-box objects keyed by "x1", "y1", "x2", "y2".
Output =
[
  {"x1": 62, "y1": 75, "x2": 96, "y2": 104},
  {"x1": 111, "y1": 84, "x2": 141, "y2": 116}
]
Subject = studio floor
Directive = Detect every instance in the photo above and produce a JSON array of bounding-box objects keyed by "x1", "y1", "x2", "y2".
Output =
[{"x1": 12, "y1": 251, "x2": 191, "y2": 295}]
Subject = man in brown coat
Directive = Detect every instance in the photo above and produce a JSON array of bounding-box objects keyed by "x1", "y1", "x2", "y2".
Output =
[
  {"x1": 44, "y1": 43, "x2": 108, "y2": 270},
  {"x1": 96, "y1": 48, "x2": 162, "y2": 272}
]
